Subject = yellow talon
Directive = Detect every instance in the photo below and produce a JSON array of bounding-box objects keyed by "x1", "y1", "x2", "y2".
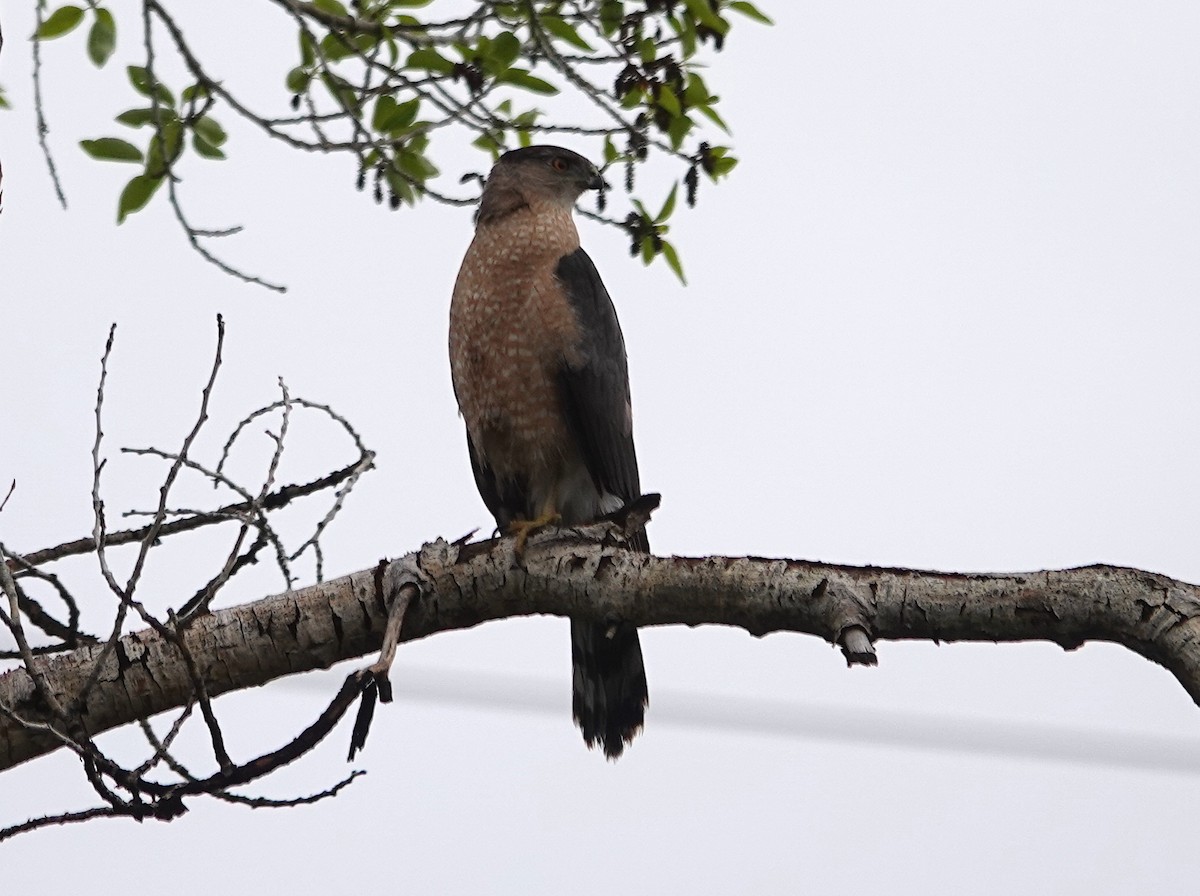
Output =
[{"x1": 506, "y1": 511, "x2": 561, "y2": 557}]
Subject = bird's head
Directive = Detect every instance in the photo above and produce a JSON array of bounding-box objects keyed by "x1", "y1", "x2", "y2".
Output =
[{"x1": 477, "y1": 145, "x2": 604, "y2": 224}]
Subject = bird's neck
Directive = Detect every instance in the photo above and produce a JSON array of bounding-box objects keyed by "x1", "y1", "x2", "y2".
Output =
[{"x1": 476, "y1": 198, "x2": 581, "y2": 259}]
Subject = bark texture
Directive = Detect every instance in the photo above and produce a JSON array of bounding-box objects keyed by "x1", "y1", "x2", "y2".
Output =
[{"x1": 4, "y1": 524, "x2": 1199, "y2": 771}]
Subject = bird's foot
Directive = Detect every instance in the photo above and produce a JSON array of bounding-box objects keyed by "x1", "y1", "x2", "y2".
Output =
[{"x1": 506, "y1": 512, "x2": 561, "y2": 558}]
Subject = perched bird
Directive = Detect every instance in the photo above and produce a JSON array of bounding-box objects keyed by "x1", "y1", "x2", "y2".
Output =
[{"x1": 449, "y1": 145, "x2": 648, "y2": 758}]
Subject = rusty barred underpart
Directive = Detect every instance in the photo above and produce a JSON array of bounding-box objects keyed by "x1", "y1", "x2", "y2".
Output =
[{"x1": 4, "y1": 519, "x2": 1200, "y2": 771}]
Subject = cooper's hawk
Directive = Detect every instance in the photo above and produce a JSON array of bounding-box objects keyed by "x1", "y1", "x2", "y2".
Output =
[{"x1": 449, "y1": 145, "x2": 648, "y2": 759}]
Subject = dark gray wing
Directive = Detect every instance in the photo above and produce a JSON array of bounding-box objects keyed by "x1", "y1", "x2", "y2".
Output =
[
  {"x1": 557, "y1": 247, "x2": 649, "y2": 758},
  {"x1": 554, "y1": 248, "x2": 644, "y2": 538},
  {"x1": 465, "y1": 432, "x2": 528, "y2": 529}
]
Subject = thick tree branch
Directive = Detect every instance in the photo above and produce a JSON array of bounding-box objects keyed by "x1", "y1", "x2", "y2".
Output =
[{"x1": 3, "y1": 520, "x2": 1198, "y2": 772}]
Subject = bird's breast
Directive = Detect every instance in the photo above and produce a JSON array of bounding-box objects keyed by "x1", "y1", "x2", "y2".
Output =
[{"x1": 449, "y1": 221, "x2": 583, "y2": 482}]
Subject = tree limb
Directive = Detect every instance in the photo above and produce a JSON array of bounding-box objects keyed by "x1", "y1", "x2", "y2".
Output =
[{"x1": 4, "y1": 520, "x2": 1198, "y2": 772}]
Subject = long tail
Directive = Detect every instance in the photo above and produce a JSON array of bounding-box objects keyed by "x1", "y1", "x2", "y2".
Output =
[{"x1": 571, "y1": 619, "x2": 647, "y2": 759}]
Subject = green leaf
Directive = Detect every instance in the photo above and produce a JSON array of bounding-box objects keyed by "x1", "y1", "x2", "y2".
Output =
[
  {"x1": 619, "y1": 87, "x2": 643, "y2": 109},
  {"x1": 192, "y1": 133, "x2": 226, "y2": 160},
  {"x1": 194, "y1": 115, "x2": 227, "y2": 147},
  {"x1": 127, "y1": 65, "x2": 175, "y2": 106},
  {"x1": 145, "y1": 120, "x2": 183, "y2": 176},
  {"x1": 321, "y1": 30, "x2": 378, "y2": 62},
  {"x1": 0, "y1": 86, "x2": 12, "y2": 111},
  {"x1": 657, "y1": 184, "x2": 678, "y2": 222},
  {"x1": 319, "y1": 72, "x2": 359, "y2": 113},
  {"x1": 472, "y1": 132, "x2": 504, "y2": 156},
  {"x1": 80, "y1": 137, "x2": 143, "y2": 163},
  {"x1": 667, "y1": 113, "x2": 692, "y2": 150},
  {"x1": 512, "y1": 107, "x2": 541, "y2": 129},
  {"x1": 541, "y1": 16, "x2": 592, "y2": 51},
  {"x1": 729, "y1": 1, "x2": 775, "y2": 25},
  {"x1": 321, "y1": 32, "x2": 359, "y2": 62},
  {"x1": 115, "y1": 106, "x2": 175, "y2": 129},
  {"x1": 696, "y1": 103, "x2": 730, "y2": 134},
  {"x1": 285, "y1": 67, "x2": 312, "y2": 94},
  {"x1": 117, "y1": 174, "x2": 162, "y2": 223},
  {"x1": 683, "y1": 0, "x2": 728, "y2": 33},
  {"x1": 382, "y1": 32, "x2": 400, "y2": 67},
  {"x1": 127, "y1": 65, "x2": 150, "y2": 93},
  {"x1": 602, "y1": 135, "x2": 619, "y2": 164},
  {"x1": 394, "y1": 150, "x2": 439, "y2": 182},
  {"x1": 391, "y1": 98, "x2": 421, "y2": 131},
  {"x1": 656, "y1": 84, "x2": 681, "y2": 117},
  {"x1": 372, "y1": 95, "x2": 399, "y2": 132},
  {"x1": 676, "y1": 14, "x2": 698, "y2": 58},
  {"x1": 116, "y1": 108, "x2": 154, "y2": 127},
  {"x1": 374, "y1": 96, "x2": 420, "y2": 134},
  {"x1": 384, "y1": 168, "x2": 417, "y2": 206},
  {"x1": 684, "y1": 73, "x2": 712, "y2": 106},
  {"x1": 311, "y1": 0, "x2": 349, "y2": 16},
  {"x1": 487, "y1": 31, "x2": 521, "y2": 72},
  {"x1": 299, "y1": 31, "x2": 317, "y2": 67},
  {"x1": 36, "y1": 6, "x2": 84, "y2": 40},
  {"x1": 640, "y1": 236, "x2": 656, "y2": 265},
  {"x1": 405, "y1": 47, "x2": 455, "y2": 74},
  {"x1": 181, "y1": 83, "x2": 209, "y2": 105},
  {"x1": 599, "y1": 0, "x2": 624, "y2": 36},
  {"x1": 87, "y1": 8, "x2": 117, "y2": 67},
  {"x1": 498, "y1": 69, "x2": 558, "y2": 95},
  {"x1": 704, "y1": 151, "x2": 738, "y2": 180},
  {"x1": 660, "y1": 240, "x2": 687, "y2": 284}
]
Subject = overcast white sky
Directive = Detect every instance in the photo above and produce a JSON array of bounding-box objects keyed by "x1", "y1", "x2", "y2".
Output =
[{"x1": 3, "y1": 1, "x2": 1200, "y2": 892}]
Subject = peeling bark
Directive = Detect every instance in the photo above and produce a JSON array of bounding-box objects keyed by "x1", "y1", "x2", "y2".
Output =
[{"x1": 4, "y1": 523, "x2": 1199, "y2": 772}]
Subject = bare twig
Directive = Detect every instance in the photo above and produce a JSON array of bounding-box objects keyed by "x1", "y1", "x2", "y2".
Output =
[
  {"x1": 16, "y1": 459, "x2": 368, "y2": 570},
  {"x1": 213, "y1": 770, "x2": 366, "y2": 809},
  {"x1": 176, "y1": 528, "x2": 270, "y2": 620},
  {"x1": 0, "y1": 320, "x2": 383, "y2": 838},
  {"x1": 0, "y1": 546, "x2": 64, "y2": 715},
  {"x1": 0, "y1": 806, "x2": 122, "y2": 842},
  {"x1": 0, "y1": 555, "x2": 93, "y2": 647},
  {"x1": 134, "y1": 703, "x2": 196, "y2": 777},
  {"x1": 30, "y1": 6, "x2": 67, "y2": 208},
  {"x1": 169, "y1": 621, "x2": 233, "y2": 772}
]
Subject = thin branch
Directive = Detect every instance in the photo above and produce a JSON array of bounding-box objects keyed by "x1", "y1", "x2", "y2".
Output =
[
  {"x1": 0, "y1": 806, "x2": 123, "y2": 842},
  {"x1": 134, "y1": 702, "x2": 196, "y2": 777},
  {"x1": 79, "y1": 319, "x2": 226, "y2": 706},
  {"x1": 30, "y1": 6, "x2": 67, "y2": 208},
  {"x1": 0, "y1": 556, "x2": 94, "y2": 646},
  {"x1": 15, "y1": 459, "x2": 369, "y2": 569},
  {"x1": 138, "y1": 3, "x2": 287, "y2": 291},
  {"x1": 0, "y1": 546, "x2": 66, "y2": 718},
  {"x1": 176, "y1": 528, "x2": 270, "y2": 620},
  {"x1": 169, "y1": 622, "x2": 233, "y2": 772},
  {"x1": 123, "y1": 445, "x2": 295, "y2": 586},
  {"x1": 214, "y1": 769, "x2": 366, "y2": 808},
  {"x1": 116, "y1": 315, "x2": 223, "y2": 595}
]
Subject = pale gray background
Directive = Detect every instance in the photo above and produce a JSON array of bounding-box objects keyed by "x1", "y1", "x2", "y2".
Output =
[{"x1": 3, "y1": 1, "x2": 1200, "y2": 892}]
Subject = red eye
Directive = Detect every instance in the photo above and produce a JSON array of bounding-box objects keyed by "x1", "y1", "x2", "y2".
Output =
[{"x1": 551, "y1": 157, "x2": 568, "y2": 172}]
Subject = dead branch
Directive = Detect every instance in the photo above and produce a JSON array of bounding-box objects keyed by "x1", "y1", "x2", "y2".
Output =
[
  {"x1": 10, "y1": 459, "x2": 373, "y2": 572},
  {"x1": 0, "y1": 320, "x2": 377, "y2": 837},
  {"x1": 4, "y1": 519, "x2": 1198, "y2": 775}
]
